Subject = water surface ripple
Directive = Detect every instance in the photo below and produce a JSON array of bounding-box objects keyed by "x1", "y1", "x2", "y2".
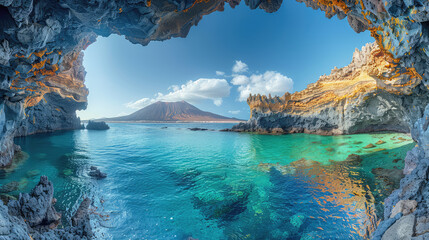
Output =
[{"x1": 2, "y1": 123, "x2": 414, "y2": 239}]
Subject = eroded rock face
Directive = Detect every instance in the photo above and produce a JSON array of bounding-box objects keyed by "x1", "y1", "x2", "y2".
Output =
[
  {"x1": 232, "y1": 43, "x2": 429, "y2": 135},
  {"x1": 1, "y1": 176, "x2": 92, "y2": 240}
]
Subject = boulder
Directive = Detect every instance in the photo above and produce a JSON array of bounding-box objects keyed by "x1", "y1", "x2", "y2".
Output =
[
  {"x1": 390, "y1": 200, "x2": 418, "y2": 218},
  {"x1": 415, "y1": 216, "x2": 429, "y2": 236},
  {"x1": 382, "y1": 214, "x2": 415, "y2": 240}
]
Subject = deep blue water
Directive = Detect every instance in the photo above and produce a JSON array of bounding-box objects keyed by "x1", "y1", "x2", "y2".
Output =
[{"x1": 1, "y1": 123, "x2": 414, "y2": 239}]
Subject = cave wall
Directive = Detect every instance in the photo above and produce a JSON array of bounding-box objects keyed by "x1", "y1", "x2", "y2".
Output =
[{"x1": 0, "y1": 0, "x2": 429, "y2": 238}]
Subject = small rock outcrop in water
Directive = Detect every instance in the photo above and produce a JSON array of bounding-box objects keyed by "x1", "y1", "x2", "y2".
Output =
[
  {"x1": 0, "y1": 176, "x2": 92, "y2": 239},
  {"x1": 231, "y1": 43, "x2": 429, "y2": 135},
  {"x1": 86, "y1": 121, "x2": 109, "y2": 130},
  {"x1": 89, "y1": 166, "x2": 107, "y2": 179},
  {"x1": 188, "y1": 128, "x2": 209, "y2": 131}
]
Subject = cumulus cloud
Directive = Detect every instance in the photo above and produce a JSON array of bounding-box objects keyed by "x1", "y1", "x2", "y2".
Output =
[
  {"x1": 125, "y1": 97, "x2": 157, "y2": 109},
  {"x1": 231, "y1": 61, "x2": 293, "y2": 101},
  {"x1": 232, "y1": 60, "x2": 248, "y2": 73},
  {"x1": 228, "y1": 110, "x2": 241, "y2": 115},
  {"x1": 126, "y1": 78, "x2": 231, "y2": 109},
  {"x1": 216, "y1": 71, "x2": 225, "y2": 76}
]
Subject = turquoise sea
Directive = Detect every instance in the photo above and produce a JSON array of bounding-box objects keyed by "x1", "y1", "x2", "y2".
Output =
[{"x1": 1, "y1": 123, "x2": 415, "y2": 239}]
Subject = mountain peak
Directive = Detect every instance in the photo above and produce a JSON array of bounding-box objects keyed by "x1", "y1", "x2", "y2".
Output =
[{"x1": 102, "y1": 101, "x2": 241, "y2": 122}]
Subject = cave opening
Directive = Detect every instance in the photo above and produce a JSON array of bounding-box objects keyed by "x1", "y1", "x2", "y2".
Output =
[
  {"x1": 2, "y1": 0, "x2": 428, "y2": 239},
  {"x1": 77, "y1": 1, "x2": 372, "y2": 122}
]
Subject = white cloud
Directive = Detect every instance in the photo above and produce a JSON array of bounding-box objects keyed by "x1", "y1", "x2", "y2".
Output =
[
  {"x1": 234, "y1": 71, "x2": 293, "y2": 102},
  {"x1": 126, "y1": 97, "x2": 157, "y2": 109},
  {"x1": 216, "y1": 71, "x2": 225, "y2": 76},
  {"x1": 126, "y1": 78, "x2": 231, "y2": 109},
  {"x1": 231, "y1": 75, "x2": 249, "y2": 85},
  {"x1": 228, "y1": 110, "x2": 240, "y2": 115},
  {"x1": 232, "y1": 60, "x2": 248, "y2": 73},
  {"x1": 213, "y1": 99, "x2": 223, "y2": 106}
]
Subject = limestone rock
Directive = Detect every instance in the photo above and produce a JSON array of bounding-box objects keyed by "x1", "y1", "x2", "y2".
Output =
[
  {"x1": 231, "y1": 43, "x2": 429, "y2": 135},
  {"x1": 415, "y1": 216, "x2": 429, "y2": 236},
  {"x1": 390, "y1": 200, "x2": 418, "y2": 218},
  {"x1": 381, "y1": 214, "x2": 415, "y2": 240}
]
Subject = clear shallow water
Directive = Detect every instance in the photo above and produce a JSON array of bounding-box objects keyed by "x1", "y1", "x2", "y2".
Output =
[{"x1": 1, "y1": 123, "x2": 414, "y2": 239}]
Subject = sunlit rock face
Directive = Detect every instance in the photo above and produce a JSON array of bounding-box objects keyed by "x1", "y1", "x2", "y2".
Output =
[
  {"x1": 15, "y1": 52, "x2": 88, "y2": 136},
  {"x1": 232, "y1": 43, "x2": 429, "y2": 134}
]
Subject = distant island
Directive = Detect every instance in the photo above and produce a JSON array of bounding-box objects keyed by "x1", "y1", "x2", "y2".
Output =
[{"x1": 95, "y1": 101, "x2": 244, "y2": 123}]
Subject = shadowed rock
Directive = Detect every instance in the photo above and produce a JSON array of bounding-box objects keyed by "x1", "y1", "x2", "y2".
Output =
[
  {"x1": 89, "y1": 166, "x2": 107, "y2": 179},
  {"x1": 86, "y1": 121, "x2": 109, "y2": 130},
  {"x1": 14, "y1": 176, "x2": 61, "y2": 227},
  {"x1": 0, "y1": 176, "x2": 94, "y2": 239}
]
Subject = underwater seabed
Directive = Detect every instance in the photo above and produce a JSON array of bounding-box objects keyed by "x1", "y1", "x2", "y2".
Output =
[{"x1": 0, "y1": 123, "x2": 415, "y2": 239}]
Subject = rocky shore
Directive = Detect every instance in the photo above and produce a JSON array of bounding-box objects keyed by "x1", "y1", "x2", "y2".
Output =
[
  {"x1": 0, "y1": 176, "x2": 92, "y2": 240},
  {"x1": 231, "y1": 43, "x2": 429, "y2": 135},
  {"x1": 369, "y1": 105, "x2": 429, "y2": 240}
]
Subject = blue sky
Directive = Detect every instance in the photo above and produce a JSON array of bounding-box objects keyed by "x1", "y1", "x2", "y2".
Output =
[{"x1": 78, "y1": 1, "x2": 373, "y2": 120}]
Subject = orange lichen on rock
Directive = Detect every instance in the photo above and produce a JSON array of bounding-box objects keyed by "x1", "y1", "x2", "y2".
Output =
[
  {"x1": 14, "y1": 54, "x2": 88, "y2": 110},
  {"x1": 317, "y1": 0, "x2": 350, "y2": 13},
  {"x1": 183, "y1": 0, "x2": 210, "y2": 12}
]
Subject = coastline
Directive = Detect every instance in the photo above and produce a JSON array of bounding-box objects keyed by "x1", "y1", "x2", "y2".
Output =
[{"x1": 82, "y1": 120, "x2": 245, "y2": 124}]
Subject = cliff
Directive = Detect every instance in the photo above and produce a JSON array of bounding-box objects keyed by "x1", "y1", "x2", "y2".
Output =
[
  {"x1": 15, "y1": 52, "x2": 88, "y2": 136},
  {"x1": 232, "y1": 42, "x2": 429, "y2": 134}
]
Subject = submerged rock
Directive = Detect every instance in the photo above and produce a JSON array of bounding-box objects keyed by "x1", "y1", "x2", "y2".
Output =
[
  {"x1": 372, "y1": 168, "x2": 404, "y2": 184},
  {"x1": 364, "y1": 144, "x2": 376, "y2": 149},
  {"x1": 290, "y1": 213, "x2": 305, "y2": 229},
  {"x1": 345, "y1": 154, "x2": 362, "y2": 163},
  {"x1": 86, "y1": 121, "x2": 109, "y2": 130},
  {"x1": 26, "y1": 169, "x2": 41, "y2": 178},
  {"x1": 0, "y1": 181, "x2": 19, "y2": 193},
  {"x1": 63, "y1": 169, "x2": 73, "y2": 176},
  {"x1": 376, "y1": 140, "x2": 386, "y2": 145},
  {"x1": 325, "y1": 147, "x2": 335, "y2": 152}
]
